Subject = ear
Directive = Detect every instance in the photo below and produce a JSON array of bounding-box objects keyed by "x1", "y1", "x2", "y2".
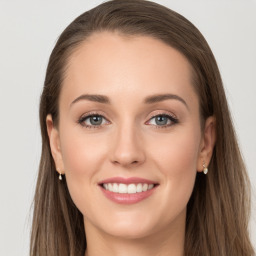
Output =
[
  {"x1": 197, "y1": 116, "x2": 216, "y2": 172},
  {"x1": 46, "y1": 114, "x2": 65, "y2": 175}
]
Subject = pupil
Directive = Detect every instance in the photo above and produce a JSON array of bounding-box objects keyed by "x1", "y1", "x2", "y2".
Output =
[
  {"x1": 156, "y1": 116, "x2": 167, "y2": 125},
  {"x1": 91, "y1": 116, "x2": 102, "y2": 125}
]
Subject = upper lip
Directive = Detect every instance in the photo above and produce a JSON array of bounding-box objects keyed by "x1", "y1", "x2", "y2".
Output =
[{"x1": 98, "y1": 176, "x2": 159, "y2": 185}]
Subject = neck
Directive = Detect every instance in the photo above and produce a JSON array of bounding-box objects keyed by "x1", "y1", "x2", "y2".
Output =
[{"x1": 84, "y1": 213, "x2": 185, "y2": 256}]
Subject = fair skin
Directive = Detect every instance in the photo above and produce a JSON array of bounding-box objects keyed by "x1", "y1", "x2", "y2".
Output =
[{"x1": 47, "y1": 31, "x2": 215, "y2": 256}]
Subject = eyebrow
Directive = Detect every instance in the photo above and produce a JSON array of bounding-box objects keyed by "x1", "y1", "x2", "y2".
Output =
[
  {"x1": 70, "y1": 93, "x2": 188, "y2": 109},
  {"x1": 144, "y1": 94, "x2": 188, "y2": 108},
  {"x1": 71, "y1": 94, "x2": 110, "y2": 105}
]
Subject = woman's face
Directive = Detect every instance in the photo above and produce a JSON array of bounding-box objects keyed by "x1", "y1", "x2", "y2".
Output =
[{"x1": 48, "y1": 31, "x2": 214, "y2": 239}]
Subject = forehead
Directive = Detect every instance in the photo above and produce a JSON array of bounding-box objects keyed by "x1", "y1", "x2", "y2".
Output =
[{"x1": 60, "y1": 31, "x2": 198, "y2": 109}]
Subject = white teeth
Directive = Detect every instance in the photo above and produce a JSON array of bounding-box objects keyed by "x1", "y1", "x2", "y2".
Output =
[
  {"x1": 136, "y1": 183, "x2": 142, "y2": 193},
  {"x1": 142, "y1": 183, "x2": 148, "y2": 192},
  {"x1": 128, "y1": 184, "x2": 137, "y2": 194},
  {"x1": 102, "y1": 182, "x2": 156, "y2": 193},
  {"x1": 113, "y1": 183, "x2": 118, "y2": 192},
  {"x1": 119, "y1": 183, "x2": 127, "y2": 193},
  {"x1": 108, "y1": 183, "x2": 113, "y2": 191},
  {"x1": 148, "y1": 184, "x2": 154, "y2": 190}
]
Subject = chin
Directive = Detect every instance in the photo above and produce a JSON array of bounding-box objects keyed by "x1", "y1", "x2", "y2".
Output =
[
  {"x1": 104, "y1": 224, "x2": 154, "y2": 240},
  {"x1": 98, "y1": 213, "x2": 158, "y2": 239}
]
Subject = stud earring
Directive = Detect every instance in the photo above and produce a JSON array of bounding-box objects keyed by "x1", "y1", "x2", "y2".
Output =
[
  {"x1": 57, "y1": 169, "x2": 63, "y2": 180},
  {"x1": 203, "y1": 162, "x2": 208, "y2": 175}
]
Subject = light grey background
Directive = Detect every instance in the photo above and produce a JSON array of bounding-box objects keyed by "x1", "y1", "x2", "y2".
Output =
[{"x1": 0, "y1": 0, "x2": 255, "y2": 255}]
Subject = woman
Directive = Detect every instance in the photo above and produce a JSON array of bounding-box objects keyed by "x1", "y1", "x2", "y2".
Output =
[{"x1": 30, "y1": 0, "x2": 255, "y2": 255}]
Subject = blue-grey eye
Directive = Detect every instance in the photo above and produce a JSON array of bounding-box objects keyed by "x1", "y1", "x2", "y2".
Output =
[
  {"x1": 79, "y1": 114, "x2": 108, "y2": 127},
  {"x1": 89, "y1": 116, "x2": 103, "y2": 125},
  {"x1": 155, "y1": 115, "x2": 169, "y2": 125},
  {"x1": 147, "y1": 114, "x2": 178, "y2": 128}
]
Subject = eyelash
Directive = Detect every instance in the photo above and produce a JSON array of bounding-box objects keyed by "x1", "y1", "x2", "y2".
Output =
[{"x1": 77, "y1": 111, "x2": 179, "y2": 129}]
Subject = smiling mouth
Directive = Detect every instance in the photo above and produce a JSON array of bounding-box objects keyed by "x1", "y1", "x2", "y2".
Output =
[{"x1": 100, "y1": 183, "x2": 159, "y2": 194}]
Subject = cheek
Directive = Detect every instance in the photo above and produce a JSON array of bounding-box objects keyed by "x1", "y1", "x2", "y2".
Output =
[
  {"x1": 59, "y1": 128, "x2": 109, "y2": 212},
  {"x1": 151, "y1": 127, "x2": 201, "y2": 212},
  {"x1": 59, "y1": 120, "x2": 110, "y2": 175},
  {"x1": 159, "y1": 118, "x2": 201, "y2": 168},
  {"x1": 61, "y1": 134, "x2": 102, "y2": 175},
  {"x1": 159, "y1": 132, "x2": 200, "y2": 176}
]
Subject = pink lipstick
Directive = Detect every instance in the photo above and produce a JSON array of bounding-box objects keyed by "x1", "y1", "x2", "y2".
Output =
[{"x1": 98, "y1": 176, "x2": 159, "y2": 204}]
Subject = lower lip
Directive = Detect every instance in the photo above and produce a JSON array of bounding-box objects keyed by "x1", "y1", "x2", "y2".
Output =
[{"x1": 99, "y1": 185, "x2": 158, "y2": 204}]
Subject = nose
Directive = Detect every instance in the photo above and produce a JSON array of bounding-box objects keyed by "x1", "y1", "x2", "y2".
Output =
[{"x1": 109, "y1": 122, "x2": 146, "y2": 168}]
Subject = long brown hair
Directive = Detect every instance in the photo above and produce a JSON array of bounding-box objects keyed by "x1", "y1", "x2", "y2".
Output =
[{"x1": 30, "y1": 0, "x2": 254, "y2": 255}]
